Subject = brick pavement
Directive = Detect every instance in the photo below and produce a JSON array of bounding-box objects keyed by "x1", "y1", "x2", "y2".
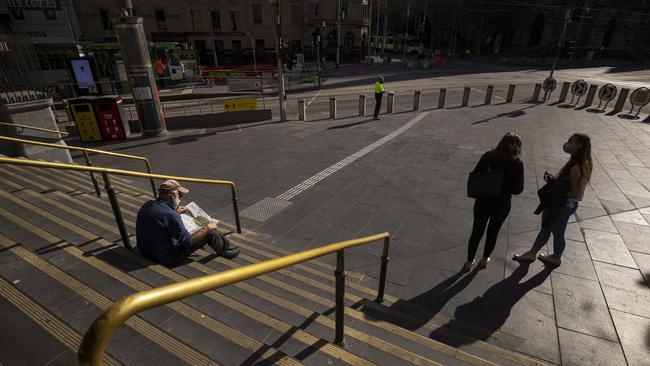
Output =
[{"x1": 80, "y1": 98, "x2": 650, "y2": 365}]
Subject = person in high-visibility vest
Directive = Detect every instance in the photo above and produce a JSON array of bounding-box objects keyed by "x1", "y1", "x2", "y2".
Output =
[
  {"x1": 373, "y1": 77, "x2": 385, "y2": 120},
  {"x1": 156, "y1": 58, "x2": 165, "y2": 87}
]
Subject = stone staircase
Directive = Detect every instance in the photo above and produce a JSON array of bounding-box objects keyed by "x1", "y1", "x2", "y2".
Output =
[{"x1": 0, "y1": 161, "x2": 548, "y2": 366}]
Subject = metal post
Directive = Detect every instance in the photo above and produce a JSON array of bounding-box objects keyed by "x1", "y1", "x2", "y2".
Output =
[
  {"x1": 583, "y1": 84, "x2": 598, "y2": 107},
  {"x1": 366, "y1": 0, "x2": 372, "y2": 60},
  {"x1": 506, "y1": 84, "x2": 516, "y2": 103},
  {"x1": 316, "y1": 32, "x2": 322, "y2": 88},
  {"x1": 298, "y1": 99, "x2": 306, "y2": 121},
  {"x1": 376, "y1": 236, "x2": 390, "y2": 303},
  {"x1": 83, "y1": 151, "x2": 102, "y2": 197},
  {"x1": 613, "y1": 88, "x2": 630, "y2": 113},
  {"x1": 102, "y1": 172, "x2": 131, "y2": 249},
  {"x1": 402, "y1": 3, "x2": 410, "y2": 63},
  {"x1": 558, "y1": 81, "x2": 570, "y2": 103},
  {"x1": 336, "y1": 0, "x2": 341, "y2": 69},
  {"x1": 413, "y1": 90, "x2": 421, "y2": 111},
  {"x1": 270, "y1": 0, "x2": 287, "y2": 121},
  {"x1": 532, "y1": 83, "x2": 542, "y2": 103},
  {"x1": 329, "y1": 96, "x2": 337, "y2": 119},
  {"x1": 381, "y1": 0, "x2": 388, "y2": 59},
  {"x1": 231, "y1": 187, "x2": 242, "y2": 234},
  {"x1": 387, "y1": 92, "x2": 394, "y2": 113},
  {"x1": 375, "y1": 0, "x2": 381, "y2": 56},
  {"x1": 359, "y1": 94, "x2": 366, "y2": 116},
  {"x1": 438, "y1": 88, "x2": 446, "y2": 108},
  {"x1": 549, "y1": 9, "x2": 571, "y2": 79},
  {"x1": 334, "y1": 250, "x2": 346, "y2": 347},
  {"x1": 462, "y1": 86, "x2": 470, "y2": 106},
  {"x1": 485, "y1": 85, "x2": 494, "y2": 105}
]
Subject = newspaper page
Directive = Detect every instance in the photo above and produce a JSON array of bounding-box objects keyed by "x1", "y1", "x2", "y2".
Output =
[{"x1": 180, "y1": 202, "x2": 218, "y2": 234}]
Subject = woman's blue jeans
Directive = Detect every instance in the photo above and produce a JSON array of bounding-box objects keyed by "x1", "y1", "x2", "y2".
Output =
[{"x1": 532, "y1": 202, "x2": 578, "y2": 256}]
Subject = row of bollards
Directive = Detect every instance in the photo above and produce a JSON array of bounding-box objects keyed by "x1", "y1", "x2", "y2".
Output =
[{"x1": 297, "y1": 84, "x2": 519, "y2": 121}]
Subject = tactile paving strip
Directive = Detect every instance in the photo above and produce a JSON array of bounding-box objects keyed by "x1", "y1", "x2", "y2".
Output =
[{"x1": 240, "y1": 197, "x2": 293, "y2": 222}]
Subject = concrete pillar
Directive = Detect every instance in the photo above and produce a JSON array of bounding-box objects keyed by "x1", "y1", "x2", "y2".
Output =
[
  {"x1": 359, "y1": 94, "x2": 366, "y2": 116},
  {"x1": 462, "y1": 87, "x2": 470, "y2": 106},
  {"x1": 0, "y1": 98, "x2": 72, "y2": 163},
  {"x1": 613, "y1": 88, "x2": 630, "y2": 113},
  {"x1": 387, "y1": 92, "x2": 395, "y2": 113},
  {"x1": 298, "y1": 99, "x2": 306, "y2": 121},
  {"x1": 329, "y1": 96, "x2": 337, "y2": 119},
  {"x1": 506, "y1": 84, "x2": 516, "y2": 103},
  {"x1": 413, "y1": 90, "x2": 421, "y2": 111},
  {"x1": 583, "y1": 84, "x2": 598, "y2": 107},
  {"x1": 558, "y1": 82, "x2": 570, "y2": 103},
  {"x1": 485, "y1": 85, "x2": 494, "y2": 105},
  {"x1": 438, "y1": 88, "x2": 447, "y2": 108},
  {"x1": 531, "y1": 83, "x2": 542, "y2": 103}
]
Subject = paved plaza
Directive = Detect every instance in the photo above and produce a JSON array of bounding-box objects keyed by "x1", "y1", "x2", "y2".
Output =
[{"x1": 78, "y1": 85, "x2": 650, "y2": 366}]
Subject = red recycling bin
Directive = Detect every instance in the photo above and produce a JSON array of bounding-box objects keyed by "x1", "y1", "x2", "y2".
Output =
[{"x1": 93, "y1": 96, "x2": 131, "y2": 141}]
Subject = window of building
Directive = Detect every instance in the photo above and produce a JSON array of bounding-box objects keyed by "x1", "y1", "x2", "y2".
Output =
[
  {"x1": 232, "y1": 40, "x2": 242, "y2": 52},
  {"x1": 230, "y1": 11, "x2": 240, "y2": 31},
  {"x1": 252, "y1": 3, "x2": 262, "y2": 24},
  {"x1": 341, "y1": 0, "x2": 348, "y2": 20},
  {"x1": 191, "y1": 10, "x2": 202, "y2": 31},
  {"x1": 292, "y1": 40, "x2": 302, "y2": 50},
  {"x1": 211, "y1": 11, "x2": 221, "y2": 31},
  {"x1": 155, "y1": 10, "x2": 167, "y2": 31},
  {"x1": 99, "y1": 10, "x2": 112, "y2": 30},
  {"x1": 44, "y1": 9, "x2": 57, "y2": 20},
  {"x1": 255, "y1": 39, "x2": 265, "y2": 50},
  {"x1": 291, "y1": 5, "x2": 300, "y2": 26},
  {"x1": 10, "y1": 9, "x2": 24, "y2": 20},
  {"x1": 309, "y1": 2, "x2": 319, "y2": 17}
]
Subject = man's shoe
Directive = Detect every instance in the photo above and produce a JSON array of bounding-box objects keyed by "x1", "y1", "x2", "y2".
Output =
[{"x1": 221, "y1": 246, "x2": 240, "y2": 259}]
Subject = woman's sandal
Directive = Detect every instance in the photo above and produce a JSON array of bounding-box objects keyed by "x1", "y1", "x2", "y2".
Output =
[
  {"x1": 513, "y1": 251, "x2": 536, "y2": 262},
  {"x1": 461, "y1": 260, "x2": 475, "y2": 273}
]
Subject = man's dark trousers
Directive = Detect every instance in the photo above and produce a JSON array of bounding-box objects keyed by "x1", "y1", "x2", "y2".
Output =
[{"x1": 374, "y1": 93, "x2": 383, "y2": 118}]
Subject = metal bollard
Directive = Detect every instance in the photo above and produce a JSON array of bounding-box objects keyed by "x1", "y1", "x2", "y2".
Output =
[
  {"x1": 506, "y1": 84, "x2": 516, "y2": 103},
  {"x1": 583, "y1": 84, "x2": 598, "y2": 107},
  {"x1": 462, "y1": 86, "x2": 470, "y2": 106},
  {"x1": 485, "y1": 85, "x2": 494, "y2": 105},
  {"x1": 612, "y1": 88, "x2": 630, "y2": 113},
  {"x1": 413, "y1": 90, "x2": 421, "y2": 111},
  {"x1": 387, "y1": 92, "x2": 395, "y2": 113},
  {"x1": 531, "y1": 83, "x2": 542, "y2": 103},
  {"x1": 329, "y1": 96, "x2": 337, "y2": 119},
  {"x1": 438, "y1": 88, "x2": 446, "y2": 108},
  {"x1": 558, "y1": 82, "x2": 570, "y2": 103},
  {"x1": 359, "y1": 94, "x2": 366, "y2": 116},
  {"x1": 298, "y1": 99, "x2": 306, "y2": 121}
]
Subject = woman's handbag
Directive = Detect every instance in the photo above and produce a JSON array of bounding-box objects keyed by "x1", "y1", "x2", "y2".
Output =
[{"x1": 467, "y1": 166, "x2": 503, "y2": 199}]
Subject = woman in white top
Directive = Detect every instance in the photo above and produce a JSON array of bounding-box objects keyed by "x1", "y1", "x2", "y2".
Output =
[{"x1": 514, "y1": 133, "x2": 592, "y2": 266}]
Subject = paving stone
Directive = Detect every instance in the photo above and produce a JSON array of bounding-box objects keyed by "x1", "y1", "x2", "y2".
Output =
[
  {"x1": 558, "y1": 328, "x2": 626, "y2": 366},
  {"x1": 610, "y1": 309, "x2": 650, "y2": 366},
  {"x1": 614, "y1": 221, "x2": 650, "y2": 254},
  {"x1": 611, "y1": 210, "x2": 650, "y2": 226},
  {"x1": 594, "y1": 261, "x2": 650, "y2": 319},
  {"x1": 584, "y1": 230, "x2": 638, "y2": 269},
  {"x1": 552, "y1": 273, "x2": 618, "y2": 341},
  {"x1": 578, "y1": 215, "x2": 618, "y2": 233},
  {"x1": 630, "y1": 251, "x2": 650, "y2": 285},
  {"x1": 552, "y1": 241, "x2": 598, "y2": 280},
  {"x1": 600, "y1": 199, "x2": 636, "y2": 215}
]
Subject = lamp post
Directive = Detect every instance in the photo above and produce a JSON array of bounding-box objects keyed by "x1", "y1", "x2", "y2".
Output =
[
  {"x1": 336, "y1": 0, "x2": 342, "y2": 69},
  {"x1": 402, "y1": 3, "x2": 410, "y2": 62},
  {"x1": 550, "y1": 9, "x2": 571, "y2": 79},
  {"x1": 269, "y1": 0, "x2": 287, "y2": 121},
  {"x1": 366, "y1": 0, "x2": 373, "y2": 61}
]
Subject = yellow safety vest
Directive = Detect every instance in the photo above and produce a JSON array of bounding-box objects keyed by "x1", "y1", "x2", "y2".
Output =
[{"x1": 374, "y1": 81, "x2": 384, "y2": 94}]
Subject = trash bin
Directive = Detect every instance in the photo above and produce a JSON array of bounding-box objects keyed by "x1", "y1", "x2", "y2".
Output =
[
  {"x1": 93, "y1": 96, "x2": 131, "y2": 141},
  {"x1": 68, "y1": 96, "x2": 103, "y2": 142}
]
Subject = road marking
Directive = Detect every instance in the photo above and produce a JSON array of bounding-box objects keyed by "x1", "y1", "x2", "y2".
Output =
[
  {"x1": 471, "y1": 87, "x2": 505, "y2": 100},
  {"x1": 306, "y1": 90, "x2": 321, "y2": 106},
  {"x1": 181, "y1": 88, "x2": 193, "y2": 95},
  {"x1": 276, "y1": 111, "x2": 430, "y2": 201}
]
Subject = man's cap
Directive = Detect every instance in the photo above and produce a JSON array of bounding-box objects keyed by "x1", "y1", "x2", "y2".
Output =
[
  {"x1": 378, "y1": 77, "x2": 385, "y2": 83},
  {"x1": 158, "y1": 180, "x2": 189, "y2": 194}
]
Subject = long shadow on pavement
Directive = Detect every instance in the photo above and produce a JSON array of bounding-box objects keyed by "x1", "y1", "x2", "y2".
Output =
[
  {"x1": 471, "y1": 104, "x2": 538, "y2": 124},
  {"x1": 326, "y1": 118, "x2": 376, "y2": 130}
]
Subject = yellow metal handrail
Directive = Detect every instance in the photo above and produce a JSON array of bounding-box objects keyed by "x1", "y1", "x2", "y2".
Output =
[
  {"x1": 0, "y1": 157, "x2": 242, "y2": 238},
  {"x1": 78, "y1": 232, "x2": 391, "y2": 365},
  {"x1": 0, "y1": 122, "x2": 69, "y2": 136},
  {"x1": 0, "y1": 135, "x2": 156, "y2": 196}
]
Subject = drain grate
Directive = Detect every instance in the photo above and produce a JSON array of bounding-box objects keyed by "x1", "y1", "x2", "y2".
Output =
[{"x1": 240, "y1": 197, "x2": 293, "y2": 222}]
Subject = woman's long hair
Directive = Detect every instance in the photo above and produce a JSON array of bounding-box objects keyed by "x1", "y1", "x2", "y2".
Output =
[
  {"x1": 559, "y1": 133, "x2": 593, "y2": 182},
  {"x1": 492, "y1": 132, "x2": 523, "y2": 162}
]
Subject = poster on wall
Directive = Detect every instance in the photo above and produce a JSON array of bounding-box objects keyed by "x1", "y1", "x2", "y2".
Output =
[{"x1": 68, "y1": 58, "x2": 98, "y2": 95}]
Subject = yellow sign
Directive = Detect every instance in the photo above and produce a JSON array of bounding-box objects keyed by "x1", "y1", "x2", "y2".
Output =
[
  {"x1": 70, "y1": 103, "x2": 102, "y2": 142},
  {"x1": 224, "y1": 98, "x2": 257, "y2": 112}
]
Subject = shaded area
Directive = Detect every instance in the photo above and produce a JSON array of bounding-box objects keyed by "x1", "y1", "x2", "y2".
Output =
[
  {"x1": 326, "y1": 119, "x2": 376, "y2": 130},
  {"x1": 472, "y1": 105, "x2": 537, "y2": 124}
]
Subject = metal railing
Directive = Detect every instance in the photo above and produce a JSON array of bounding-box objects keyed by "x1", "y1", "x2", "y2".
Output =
[
  {"x1": 0, "y1": 157, "x2": 242, "y2": 245},
  {"x1": 0, "y1": 122, "x2": 69, "y2": 136},
  {"x1": 0, "y1": 135, "x2": 156, "y2": 197},
  {"x1": 77, "y1": 232, "x2": 391, "y2": 365}
]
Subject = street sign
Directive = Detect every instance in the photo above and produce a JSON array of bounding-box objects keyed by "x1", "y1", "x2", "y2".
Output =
[
  {"x1": 598, "y1": 84, "x2": 617, "y2": 102},
  {"x1": 224, "y1": 98, "x2": 257, "y2": 112},
  {"x1": 571, "y1": 80, "x2": 588, "y2": 96},
  {"x1": 630, "y1": 87, "x2": 650, "y2": 107},
  {"x1": 543, "y1": 77, "x2": 556, "y2": 92}
]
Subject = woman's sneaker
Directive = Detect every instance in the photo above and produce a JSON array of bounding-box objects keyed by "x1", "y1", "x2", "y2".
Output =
[
  {"x1": 513, "y1": 251, "x2": 536, "y2": 262},
  {"x1": 538, "y1": 253, "x2": 561, "y2": 266}
]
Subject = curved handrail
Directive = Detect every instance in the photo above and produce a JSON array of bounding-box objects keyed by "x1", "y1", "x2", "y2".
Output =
[
  {"x1": 0, "y1": 135, "x2": 156, "y2": 196},
  {"x1": 0, "y1": 157, "x2": 242, "y2": 235},
  {"x1": 0, "y1": 122, "x2": 69, "y2": 136},
  {"x1": 77, "y1": 232, "x2": 391, "y2": 366}
]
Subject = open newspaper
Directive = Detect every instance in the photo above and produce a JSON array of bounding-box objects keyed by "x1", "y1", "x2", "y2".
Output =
[{"x1": 180, "y1": 202, "x2": 219, "y2": 234}]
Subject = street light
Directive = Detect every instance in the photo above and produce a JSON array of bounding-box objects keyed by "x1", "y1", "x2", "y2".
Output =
[
  {"x1": 549, "y1": 9, "x2": 572, "y2": 79},
  {"x1": 269, "y1": 0, "x2": 287, "y2": 121}
]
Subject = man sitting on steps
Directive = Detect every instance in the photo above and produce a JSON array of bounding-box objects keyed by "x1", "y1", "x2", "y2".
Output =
[{"x1": 136, "y1": 180, "x2": 240, "y2": 266}]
